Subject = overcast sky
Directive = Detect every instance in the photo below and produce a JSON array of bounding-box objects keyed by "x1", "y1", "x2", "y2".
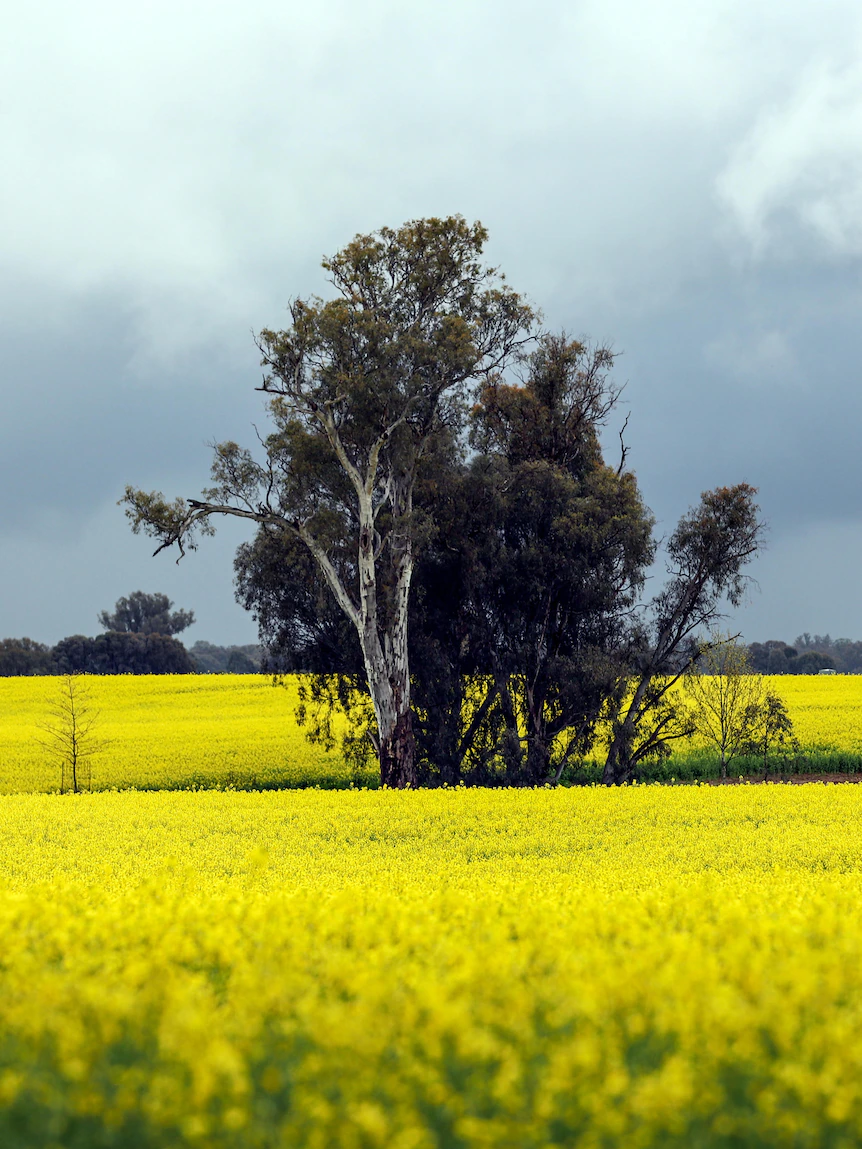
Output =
[{"x1": 2, "y1": 0, "x2": 861, "y2": 647}]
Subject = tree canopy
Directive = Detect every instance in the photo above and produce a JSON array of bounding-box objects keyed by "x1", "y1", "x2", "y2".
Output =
[
  {"x1": 0, "y1": 638, "x2": 54, "y2": 676},
  {"x1": 53, "y1": 632, "x2": 195, "y2": 675},
  {"x1": 235, "y1": 333, "x2": 655, "y2": 785},
  {"x1": 98, "y1": 591, "x2": 195, "y2": 637}
]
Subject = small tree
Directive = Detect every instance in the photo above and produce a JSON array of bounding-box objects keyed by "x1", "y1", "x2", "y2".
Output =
[
  {"x1": 37, "y1": 675, "x2": 107, "y2": 793},
  {"x1": 99, "y1": 591, "x2": 195, "y2": 636},
  {"x1": 602, "y1": 484, "x2": 764, "y2": 784},
  {"x1": 684, "y1": 636, "x2": 763, "y2": 779},
  {"x1": 747, "y1": 689, "x2": 799, "y2": 779}
]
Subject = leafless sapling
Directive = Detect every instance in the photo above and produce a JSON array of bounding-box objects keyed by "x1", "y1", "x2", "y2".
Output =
[{"x1": 37, "y1": 674, "x2": 108, "y2": 794}]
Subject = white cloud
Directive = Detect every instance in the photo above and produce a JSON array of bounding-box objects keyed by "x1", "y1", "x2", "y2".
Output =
[
  {"x1": 718, "y1": 56, "x2": 862, "y2": 257},
  {"x1": 6, "y1": 0, "x2": 861, "y2": 356}
]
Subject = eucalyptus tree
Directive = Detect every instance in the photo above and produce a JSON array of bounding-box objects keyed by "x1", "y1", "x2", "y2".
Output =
[
  {"x1": 99, "y1": 591, "x2": 194, "y2": 636},
  {"x1": 602, "y1": 484, "x2": 764, "y2": 784},
  {"x1": 122, "y1": 216, "x2": 533, "y2": 787}
]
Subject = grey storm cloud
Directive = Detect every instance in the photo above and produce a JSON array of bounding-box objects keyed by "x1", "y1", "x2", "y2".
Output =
[{"x1": 2, "y1": 0, "x2": 862, "y2": 645}]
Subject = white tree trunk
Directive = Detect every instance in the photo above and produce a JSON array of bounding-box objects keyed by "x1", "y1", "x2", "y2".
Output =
[{"x1": 354, "y1": 489, "x2": 416, "y2": 787}]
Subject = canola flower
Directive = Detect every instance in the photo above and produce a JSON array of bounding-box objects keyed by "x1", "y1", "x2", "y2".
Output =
[
  {"x1": 761, "y1": 674, "x2": 862, "y2": 752},
  {"x1": 2, "y1": 785, "x2": 862, "y2": 1146},
  {"x1": 2, "y1": 673, "x2": 862, "y2": 795},
  {"x1": 0, "y1": 675, "x2": 365, "y2": 794}
]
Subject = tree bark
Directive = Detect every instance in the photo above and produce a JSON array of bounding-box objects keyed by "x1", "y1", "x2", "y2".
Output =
[
  {"x1": 353, "y1": 476, "x2": 417, "y2": 787},
  {"x1": 603, "y1": 676, "x2": 650, "y2": 784},
  {"x1": 525, "y1": 737, "x2": 551, "y2": 786},
  {"x1": 522, "y1": 682, "x2": 552, "y2": 785},
  {"x1": 380, "y1": 709, "x2": 417, "y2": 788},
  {"x1": 361, "y1": 619, "x2": 417, "y2": 788},
  {"x1": 602, "y1": 742, "x2": 619, "y2": 786},
  {"x1": 602, "y1": 729, "x2": 633, "y2": 785}
]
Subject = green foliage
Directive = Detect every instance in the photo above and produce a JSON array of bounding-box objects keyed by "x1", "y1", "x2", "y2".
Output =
[
  {"x1": 457, "y1": 334, "x2": 656, "y2": 785},
  {"x1": 745, "y1": 689, "x2": 800, "y2": 778},
  {"x1": 120, "y1": 215, "x2": 764, "y2": 790},
  {"x1": 236, "y1": 335, "x2": 656, "y2": 786},
  {"x1": 747, "y1": 640, "x2": 799, "y2": 673},
  {"x1": 603, "y1": 484, "x2": 764, "y2": 783},
  {"x1": 121, "y1": 487, "x2": 215, "y2": 558},
  {"x1": 98, "y1": 591, "x2": 195, "y2": 636},
  {"x1": 683, "y1": 636, "x2": 764, "y2": 779},
  {"x1": 747, "y1": 636, "x2": 862, "y2": 674},
  {"x1": 123, "y1": 215, "x2": 534, "y2": 787},
  {"x1": 0, "y1": 638, "x2": 54, "y2": 676},
  {"x1": 53, "y1": 632, "x2": 195, "y2": 675},
  {"x1": 793, "y1": 650, "x2": 837, "y2": 674},
  {"x1": 795, "y1": 633, "x2": 862, "y2": 672},
  {"x1": 188, "y1": 642, "x2": 262, "y2": 674}
]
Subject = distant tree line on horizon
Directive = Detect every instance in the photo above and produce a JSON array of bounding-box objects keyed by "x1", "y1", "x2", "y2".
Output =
[
  {"x1": 7, "y1": 628, "x2": 855, "y2": 679},
  {"x1": 746, "y1": 635, "x2": 862, "y2": 675},
  {"x1": 0, "y1": 591, "x2": 262, "y2": 676}
]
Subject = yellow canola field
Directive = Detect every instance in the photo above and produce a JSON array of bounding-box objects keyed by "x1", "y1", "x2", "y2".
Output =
[
  {"x1": 3, "y1": 786, "x2": 862, "y2": 1146},
  {"x1": 761, "y1": 674, "x2": 862, "y2": 752},
  {"x1": 0, "y1": 674, "x2": 369, "y2": 794},
  {"x1": 2, "y1": 673, "x2": 862, "y2": 796}
]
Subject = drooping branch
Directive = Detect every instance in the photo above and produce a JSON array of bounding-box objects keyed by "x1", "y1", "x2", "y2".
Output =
[{"x1": 123, "y1": 488, "x2": 362, "y2": 631}]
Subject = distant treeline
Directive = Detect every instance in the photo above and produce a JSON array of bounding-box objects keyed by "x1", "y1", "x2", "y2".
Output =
[
  {"x1": 0, "y1": 591, "x2": 263, "y2": 676},
  {"x1": 0, "y1": 636, "x2": 262, "y2": 676},
  {"x1": 747, "y1": 635, "x2": 862, "y2": 674},
  {"x1": 5, "y1": 630, "x2": 859, "y2": 677},
  {"x1": 186, "y1": 641, "x2": 262, "y2": 674}
]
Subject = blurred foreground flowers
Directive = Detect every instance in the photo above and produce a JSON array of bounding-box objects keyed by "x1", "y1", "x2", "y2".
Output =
[{"x1": 2, "y1": 785, "x2": 862, "y2": 1145}]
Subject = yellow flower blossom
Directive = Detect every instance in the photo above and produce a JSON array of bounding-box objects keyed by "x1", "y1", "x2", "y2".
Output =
[{"x1": 0, "y1": 787, "x2": 861, "y2": 1144}]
